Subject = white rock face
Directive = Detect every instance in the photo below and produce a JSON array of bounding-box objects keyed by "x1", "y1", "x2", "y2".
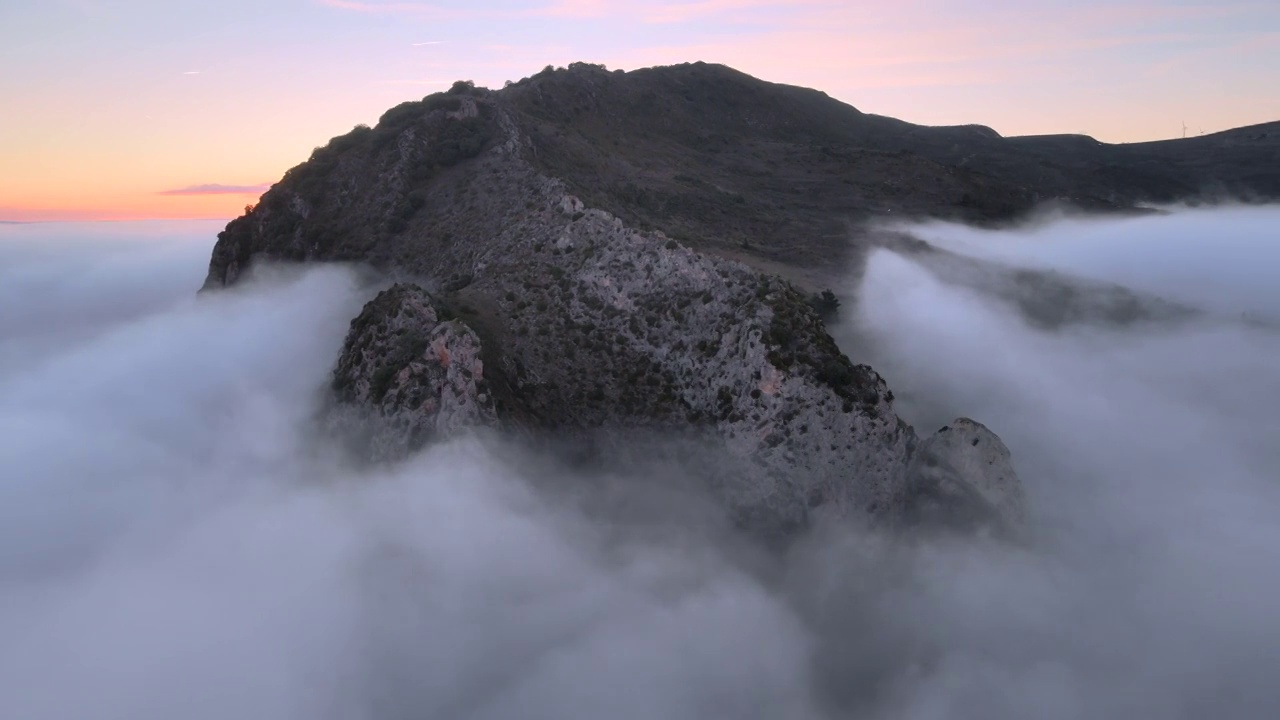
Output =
[
  {"x1": 904, "y1": 418, "x2": 1027, "y2": 537},
  {"x1": 328, "y1": 284, "x2": 496, "y2": 461}
]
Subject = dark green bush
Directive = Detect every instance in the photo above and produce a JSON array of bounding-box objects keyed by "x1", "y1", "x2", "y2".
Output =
[
  {"x1": 423, "y1": 94, "x2": 464, "y2": 112},
  {"x1": 806, "y1": 289, "x2": 841, "y2": 323},
  {"x1": 378, "y1": 100, "x2": 425, "y2": 130}
]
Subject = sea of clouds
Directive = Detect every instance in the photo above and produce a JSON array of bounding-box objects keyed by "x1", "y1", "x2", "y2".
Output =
[{"x1": 1, "y1": 207, "x2": 1277, "y2": 719}]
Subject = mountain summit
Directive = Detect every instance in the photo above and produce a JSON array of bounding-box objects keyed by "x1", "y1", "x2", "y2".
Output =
[{"x1": 201, "y1": 62, "x2": 1274, "y2": 538}]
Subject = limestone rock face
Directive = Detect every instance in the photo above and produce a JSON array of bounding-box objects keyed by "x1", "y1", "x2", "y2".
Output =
[
  {"x1": 472, "y1": 198, "x2": 915, "y2": 531},
  {"x1": 329, "y1": 284, "x2": 496, "y2": 461},
  {"x1": 904, "y1": 418, "x2": 1027, "y2": 537}
]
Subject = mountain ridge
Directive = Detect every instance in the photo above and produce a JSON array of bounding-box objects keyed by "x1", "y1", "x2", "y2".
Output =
[
  {"x1": 209, "y1": 61, "x2": 1279, "y2": 291},
  {"x1": 199, "y1": 61, "x2": 1272, "y2": 539}
]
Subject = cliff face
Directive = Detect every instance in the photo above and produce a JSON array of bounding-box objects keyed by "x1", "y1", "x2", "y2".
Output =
[{"x1": 213, "y1": 63, "x2": 1280, "y2": 535}]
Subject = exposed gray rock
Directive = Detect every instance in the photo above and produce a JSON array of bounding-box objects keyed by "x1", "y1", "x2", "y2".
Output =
[
  {"x1": 484, "y1": 199, "x2": 914, "y2": 530},
  {"x1": 328, "y1": 284, "x2": 496, "y2": 462},
  {"x1": 904, "y1": 418, "x2": 1027, "y2": 538},
  {"x1": 201, "y1": 77, "x2": 1025, "y2": 540},
  {"x1": 329, "y1": 205, "x2": 915, "y2": 536}
]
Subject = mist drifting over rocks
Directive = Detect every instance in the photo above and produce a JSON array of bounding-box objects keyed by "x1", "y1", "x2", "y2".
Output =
[{"x1": 2, "y1": 208, "x2": 1279, "y2": 719}]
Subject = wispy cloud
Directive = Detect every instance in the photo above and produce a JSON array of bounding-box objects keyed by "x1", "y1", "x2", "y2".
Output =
[
  {"x1": 317, "y1": 0, "x2": 474, "y2": 20},
  {"x1": 320, "y1": 0, "x2": 416, "y2": 11},
  {"x1": 411, "y1": 41, "x2": 443, "y2": 45},
  {"x1": 182, "y1": 71, "x2": 200, "y2": 75},
  {"x1": 320, "y1": 0, "x2": 839, "y2": 24},
  {"x1": 534, "y1": 0, "x2": 610, "y2": 18},
  {"x1": 157, "y1": 183, "x2": 271, "y2": 196},
  {"x1": 1072, "y1": 1, "x2": 1268, "y2": 27},
  {"x1": 639, "y1": 0, "x2": 836, "y2": 24},
  {"x1": 1146, "y1": 29, "x2": 1280, "y2": 76},
  {"x1": 374, "y1": 79, "x2": 450, "y2": 85},
  {"x1": 530, "y1": 0, "x2": 841, "y2": 22}
]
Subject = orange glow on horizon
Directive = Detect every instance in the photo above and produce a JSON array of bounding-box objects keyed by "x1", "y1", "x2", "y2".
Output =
[{"x1": 0, "y1": 193, "x2": 259, "y2": 223}]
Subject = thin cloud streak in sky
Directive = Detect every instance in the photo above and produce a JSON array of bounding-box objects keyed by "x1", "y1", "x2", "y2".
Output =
[
  {"x1": 639, "y1": 0, "x2": 835, "y2": 24},
  {"x1": 157, "y1": 183, "x2": 272, "y2": 196},
  {"x1": 317, "y1": 0, "x2": 476, "y2": 20},
  {"x1": 321, "y1": 0, "x2": 836, "y2": 24},
  {"x1": 373, "y1": 79, "x2": 449, "y2": 85}
]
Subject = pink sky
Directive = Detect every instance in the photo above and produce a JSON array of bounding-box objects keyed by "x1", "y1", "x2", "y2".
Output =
[{"x1": 2, "y1": 0, "x2": 1277, "y2": 221}]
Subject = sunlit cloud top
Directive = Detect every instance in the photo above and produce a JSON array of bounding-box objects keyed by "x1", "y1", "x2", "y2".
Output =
[{"x1": 1, "y1": 0, "x2": 1277, "y2": 221}]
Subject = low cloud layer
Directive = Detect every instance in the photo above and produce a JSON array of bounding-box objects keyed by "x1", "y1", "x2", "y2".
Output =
[
  {"x1": 891, "y1": 205, "x2": 1280, "y2": 319},
  {"x1": 2, "y1": 209, "x2": 1279, "y2": 719},
  {"x1": 835, "y1": 205, "x2": 1280, "y2": 717}
]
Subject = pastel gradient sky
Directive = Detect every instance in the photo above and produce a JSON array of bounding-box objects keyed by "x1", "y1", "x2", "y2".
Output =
[{"x1": 3, "y1": 0, "x2": 1278, "y2": 221}]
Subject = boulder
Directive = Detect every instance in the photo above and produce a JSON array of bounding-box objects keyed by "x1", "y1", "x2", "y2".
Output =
[{"x1": 904, "y1": 418, "x2": 1027, "y2": 538}]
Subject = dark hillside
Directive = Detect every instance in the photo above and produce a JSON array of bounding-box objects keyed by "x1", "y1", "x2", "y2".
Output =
[
  {"x1": 494, "y1": 62, "x2": 1278, "y2": 278},
  {"x1": 501, "y1": 62, "x2": 1043, "y2": 274}
]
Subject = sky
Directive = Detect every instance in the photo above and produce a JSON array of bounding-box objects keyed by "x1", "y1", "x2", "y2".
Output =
[{"x1": 2, "y1": 0, "x2": 1278, "y2": 222}]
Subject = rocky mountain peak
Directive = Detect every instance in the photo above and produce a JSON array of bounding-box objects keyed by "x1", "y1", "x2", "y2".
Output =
[{"x1": 193, "y1": 62, "x2": 1280, "y2": 539}]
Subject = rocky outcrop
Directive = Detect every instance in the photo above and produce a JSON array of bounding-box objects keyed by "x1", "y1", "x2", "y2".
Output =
[
  {"x1": 904, "y1": 418, "x2": 1027, "y2": 538},
  {"x1": 328, "y1": 284, "x2": 496, "y2": 461},
  {"x1": 323, "y1": 203, "x2": 915, "y2": 535},
  {"x1": 201, "y1": 72, "x2": 1030, "y2": 540}
]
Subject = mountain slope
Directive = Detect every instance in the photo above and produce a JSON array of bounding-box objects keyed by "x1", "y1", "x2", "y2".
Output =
[
  {"x1": 498, "y1": 62, "x2": 1279, "y2": 277},
  {"x1": 199, "y1": 62, "x2": 1271, "y2": 537}
]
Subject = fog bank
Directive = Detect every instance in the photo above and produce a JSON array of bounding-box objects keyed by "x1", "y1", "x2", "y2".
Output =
[
  {"x1": 891, "y1": 205, "x2": 1280, "y2": 319},
  {"x1": 2, "y1": 212, "x2": 1279, "y2": 719},
  {"x1": 0, "y1": 223, "x2": 815, "y2": 720},
  {"x1": 837, "y1": 205, "x2": 1280, "y2": 718}
]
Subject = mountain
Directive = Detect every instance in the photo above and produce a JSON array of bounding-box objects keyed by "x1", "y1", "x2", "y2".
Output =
[
  {"x1": 207, "y1": 62, "x2": 1280, "y2": 289},
  {"x1": 201, "y1": 62, "x2": 1274, "y2": 539}
]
